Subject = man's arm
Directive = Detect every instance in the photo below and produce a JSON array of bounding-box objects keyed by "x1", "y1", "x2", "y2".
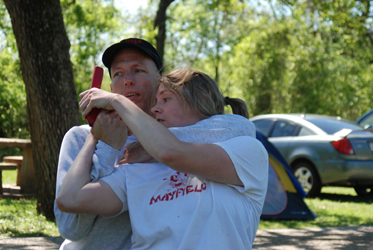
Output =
[
  {"x1": 54, "y1": 117, "x2": 126, "y2": 240},
  {"x1": 56, "y1": 133, "x2": 123, "y2": 217},
  {"x1": 54, "y1": 125, "x2": 97, "y2": 241},
  {"x1": 55, "y1": 112, "x2": 130, "y2": 227}
]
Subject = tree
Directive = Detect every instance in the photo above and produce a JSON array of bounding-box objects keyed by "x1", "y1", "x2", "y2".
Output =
[
  {"x1": 279, "y1": 0, "x2": 373, "y2": 119},
  {"x1": 4, "y1": 0, "x2": 80, "y2": 219},
  {"x1": 154, "y1": 0, "x2": 175, "y2": 62},
  {"x1": 225, "y1": 0, "x2": 373, "y2": 119},
  {"x1": 229, "y1": 16, "x2": 293, "y2": 116},
  {"x1": 61, "y1": 0, "x2": 123, "y2": 98}
]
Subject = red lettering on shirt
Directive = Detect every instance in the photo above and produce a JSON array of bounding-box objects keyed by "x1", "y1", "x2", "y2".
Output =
[
  {"x1": 168, "y1": 191, "x2": 176, "y2": 200},
  {"x1": 150, "y1": 183, "x2": 207, "y2": 205},
  {"x1": 161, "y1": 194, "x2": 169, "y2": 201},
  {"x1": 176, "y1": 188, "x2": 185, "y2": 198},
  {"x1": 149, "y1": 195, "x2": 162, "y2": 205},
  {"x1": 186, "y1": 185, "x2": 194, "y2": 194}
]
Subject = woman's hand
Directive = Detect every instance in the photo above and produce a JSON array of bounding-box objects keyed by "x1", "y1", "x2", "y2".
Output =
[
  {"x1": 118, "y1": 141, "x2": 156, "y2": 164},
  {"x1": 79, "y1": 88, "x2": 118, "y2": 119}
]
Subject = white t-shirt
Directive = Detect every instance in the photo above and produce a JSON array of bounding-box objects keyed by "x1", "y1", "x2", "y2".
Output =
[{"x1": 101, "y1": 135, "x2": 268, "y2": 250}]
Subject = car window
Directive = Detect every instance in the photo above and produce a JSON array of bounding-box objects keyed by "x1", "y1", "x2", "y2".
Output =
[
  {"x1": 359, "y1": 112, "x2": 373, "y2": 129},
  {"x1": 298, "y1": 126, "x2": 316, "y2": 136},
  {"x1": 270, "y1": 120, "x2": 298, "y2": 137},
  {"x1": 253, "y1": 119, "x2": 274, "y2": 137},
  {"x1": 306, "y1": 118, "x2": 362, "y2": 134}
]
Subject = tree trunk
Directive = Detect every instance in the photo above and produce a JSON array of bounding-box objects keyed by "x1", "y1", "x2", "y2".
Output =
[
  {"x1": 4, "y1": 0, "x2": 80, "y2": 220},
  {"x1": 154, "y1": 0, "x2": 175, "y2": 65}
]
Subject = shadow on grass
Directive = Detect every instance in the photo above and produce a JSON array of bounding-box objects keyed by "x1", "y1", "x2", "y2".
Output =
[
  {"x1": 317, "y1": 192, "x2": 373, "y2": 203},
  {"x1": 1, "y1": 228, "x2": 54, "y2": 238}
]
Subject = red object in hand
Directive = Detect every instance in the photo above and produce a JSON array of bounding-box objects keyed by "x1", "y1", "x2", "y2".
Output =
[{"x1": 86, "y1": 66, "x2": 104, "y2": 126}]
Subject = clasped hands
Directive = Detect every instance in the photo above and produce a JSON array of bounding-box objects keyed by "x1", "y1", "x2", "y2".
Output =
[{"x1": 79, "y1": 88, "x2": 154, "y2": 163}]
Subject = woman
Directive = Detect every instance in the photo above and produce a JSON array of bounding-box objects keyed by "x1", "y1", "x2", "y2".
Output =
[{"x1": 57, "y1": 68, "x2": 268, "y2": 249}]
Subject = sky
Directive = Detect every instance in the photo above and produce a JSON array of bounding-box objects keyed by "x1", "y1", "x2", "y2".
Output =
[{"x1": 115, "y1": 0, "x2": 148, "y2": 13}]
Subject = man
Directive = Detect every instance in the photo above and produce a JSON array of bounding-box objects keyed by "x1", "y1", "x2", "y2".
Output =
[{"x1": 54, "y1": 38, "x2": 163, "y2": 250}]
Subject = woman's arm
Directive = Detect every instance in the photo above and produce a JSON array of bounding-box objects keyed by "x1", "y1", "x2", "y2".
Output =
[
  {"x1": 79, "y1": 89, "x2": 243, "y2": 186},
  {"x1": 56, "y1": 133, "x2": 123, "y2": 217}
]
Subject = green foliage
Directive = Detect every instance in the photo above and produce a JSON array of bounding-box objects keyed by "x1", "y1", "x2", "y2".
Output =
[
  {"x1": 229, "y1": 17, "x2": 293, "y2": 115},
  {"x1": 0, "y1": 0, "x2": 127, "y2": 130},
  {"x1": 166, "y1": 0, "x2": 252, "y2": 75},
  {"x1": 1, "y1": 0, "x2": 373, "y2": 137},
  {"x1": 0, "y1": 55, "x2": 29, "y2": 138},
  {"x1": 0, "y1": 3, "x2": 29, "y2": 139},
  {"x1": 61, "y1": 0, "x2": 124, "y2": 98},
  {"x1": 225, "y1": 0, "x2": 373, "y2": 119}
]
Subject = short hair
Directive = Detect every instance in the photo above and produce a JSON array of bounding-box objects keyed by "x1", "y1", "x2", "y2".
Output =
[{"x1": 160, "y1": 68, "x2": 249, "y2": 119}]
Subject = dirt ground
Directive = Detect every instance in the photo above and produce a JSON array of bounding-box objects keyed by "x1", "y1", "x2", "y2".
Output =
[
  {"x1": 253, "y1": 225, "x2": 373, "y2": 250},
  {"x1": 0, "y1": 225, "x2": 372, "y2": 249}
]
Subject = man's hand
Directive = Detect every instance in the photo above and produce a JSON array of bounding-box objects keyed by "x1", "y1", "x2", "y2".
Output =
[
  {"x1": 91, "y1": 110, "x2": 129, "y2": 150},
  {"x1": 118, "y1": 141, "x2": 156, "y2": 164}
]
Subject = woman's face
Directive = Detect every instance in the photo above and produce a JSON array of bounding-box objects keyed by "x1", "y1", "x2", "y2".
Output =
[{"x1": 151, "y1": 83, "x2": 201, "y2": 128}]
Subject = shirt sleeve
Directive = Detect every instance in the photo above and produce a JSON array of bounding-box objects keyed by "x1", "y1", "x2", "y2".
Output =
[
  {"x1": 90, "y1": 140, "x2": 121, "y2": 182},
  {"x1": 90, "y1": 135, "x2": 138, "y2": 182},
  {"x1": 169, "y1": 114, "x2": 256, "y2": 143},
  {"x1": 54, "y1": 125, "x2": 98, "y2": 241},
  {"x1": 100, "y1": 166, "x2": 129, "y2": 215},
  {"x1": 54, "y1": 125, "x2": 126, "y2": 240},
  {"x1": 215, "y1": 136, "x2": 269, "y2": 206}
]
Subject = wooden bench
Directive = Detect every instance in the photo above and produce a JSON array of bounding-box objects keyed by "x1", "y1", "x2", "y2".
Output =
[{"x1": 0, "y1": 162, "x2": 18, "y2": 194}]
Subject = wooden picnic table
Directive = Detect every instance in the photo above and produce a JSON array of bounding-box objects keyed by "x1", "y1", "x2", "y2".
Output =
[{"x1": 0, "y1": 138, "x2": 35, "y2": 194}]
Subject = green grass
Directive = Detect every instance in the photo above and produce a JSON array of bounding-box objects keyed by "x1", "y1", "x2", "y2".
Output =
[
  {"x1": 258, "y1": 186, "x2": 373, "y2": 229},
  {"x1": 0, "y1": 198, "x2": 60, "y2": 238},
  {"x1": 0, "y1": 169, "x2": 59, "y2": 238},
  {"x1": 2, "y1": 170, "x2": 17, "y2": 185},
  {"x1": 1, "y1": 170, "x2": 372, "y2": 237}
]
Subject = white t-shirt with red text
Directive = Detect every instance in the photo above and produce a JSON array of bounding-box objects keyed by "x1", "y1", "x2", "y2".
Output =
[{"x1": 101, "y1": 135, "x2": 268, "y2": 250}]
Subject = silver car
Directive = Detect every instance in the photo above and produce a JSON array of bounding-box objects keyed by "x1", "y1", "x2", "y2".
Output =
[
  {"x1": 355, "y1": 108, "x2": 373, "y2": 132},
  {"x1": 251, "y1": 114, "x2": 373, "y2": 197}
]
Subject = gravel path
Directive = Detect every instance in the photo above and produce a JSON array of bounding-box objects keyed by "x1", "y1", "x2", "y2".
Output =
[
  {"x1": 0, "y1": 225, "x2": 372, "y2": 249},
  {"x1": 253, "y1": 225, "x2": 373, "y2": 250}
]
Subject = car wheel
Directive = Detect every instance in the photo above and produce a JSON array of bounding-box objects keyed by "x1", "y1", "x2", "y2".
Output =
[
  {"x1": 354, "y1": 186, "x2": 373, "y2": 196},
  {"x1": 293, "y1": 162, "x2": 321, "y2": 198}
]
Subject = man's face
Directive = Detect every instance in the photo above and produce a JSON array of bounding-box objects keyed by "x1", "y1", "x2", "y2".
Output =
[
  {"x1": 151, "y1": 83, "x2": 201, "y2": 128},
  {"x1": 110, "y1": 48, "x2": 159, "y2": 115}
]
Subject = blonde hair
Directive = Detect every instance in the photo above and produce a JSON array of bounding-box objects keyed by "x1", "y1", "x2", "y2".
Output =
[{"x1": 160, "y1": 68, "x2": 248, "y2": 119}]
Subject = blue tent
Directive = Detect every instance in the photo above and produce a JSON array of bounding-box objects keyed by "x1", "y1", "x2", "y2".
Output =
[{"x1": 256, "y1": 131, "x2": 316, "y2": 220}]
